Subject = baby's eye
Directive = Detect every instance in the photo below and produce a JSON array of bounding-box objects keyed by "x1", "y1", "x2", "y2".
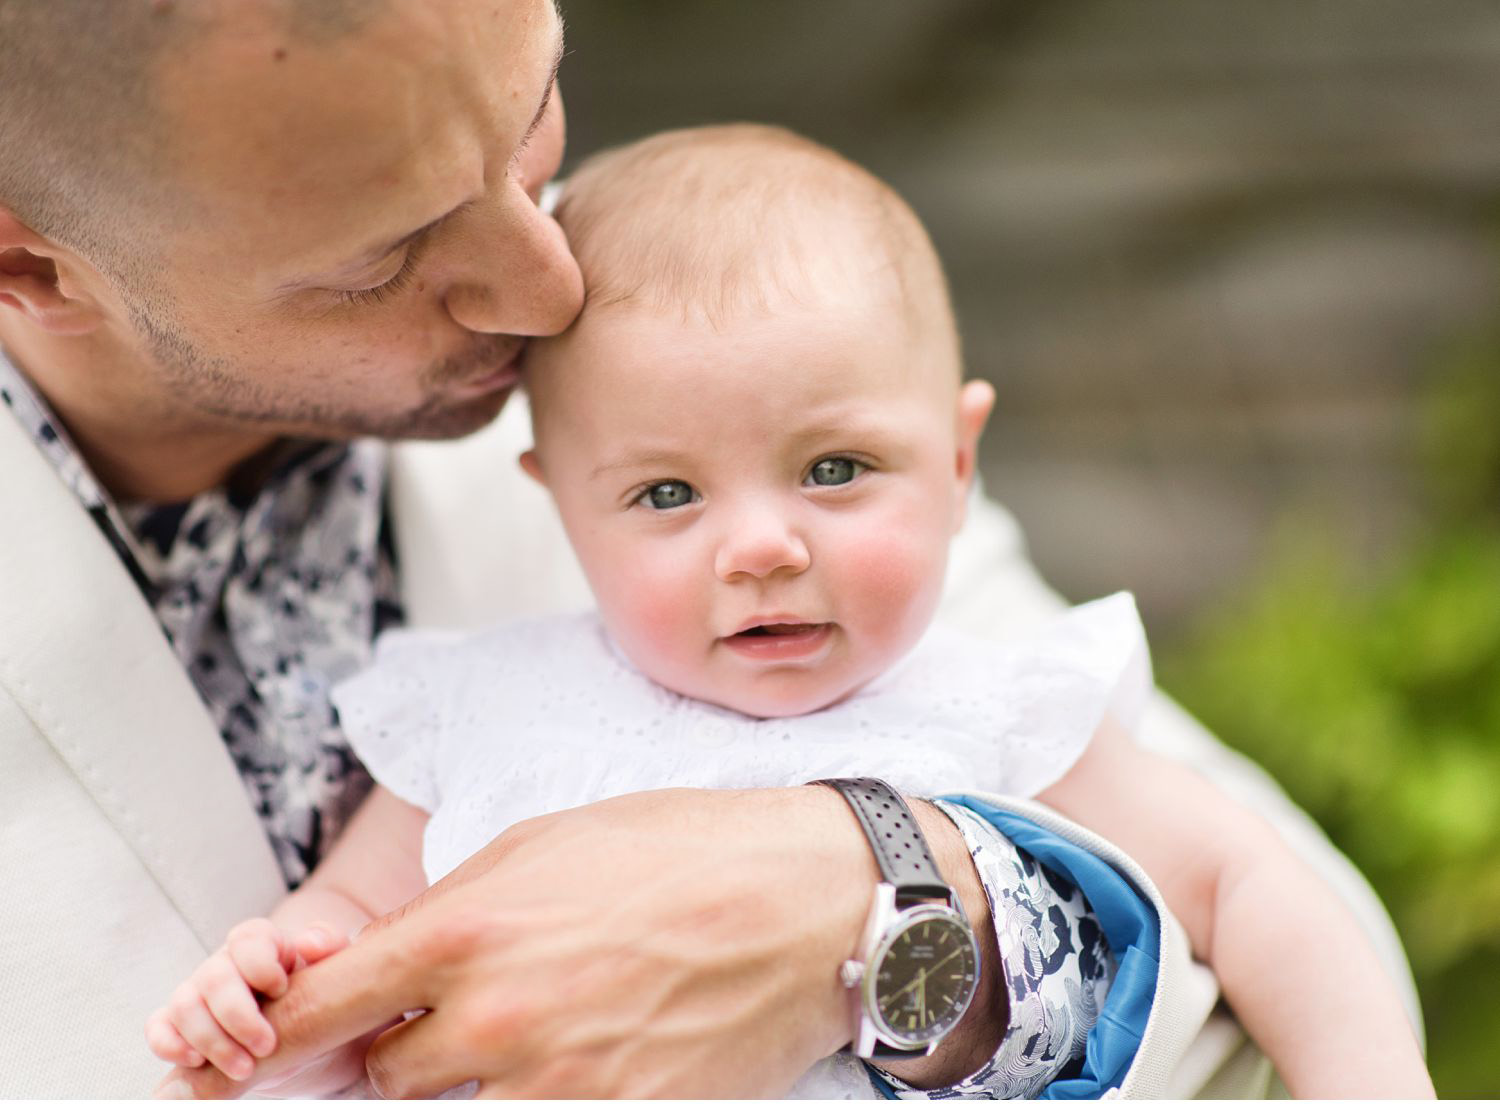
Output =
[
  {"x1": 806, "y1": 457, "x2": 865, "y2": 487},
  {"x1": 637, "y1": 480, "x2": 699, "y2": 510}
]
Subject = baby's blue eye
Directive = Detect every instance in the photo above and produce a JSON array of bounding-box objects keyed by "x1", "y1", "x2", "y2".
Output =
[
  {"x1": 638, "y1": 480, "x2": 699, "y2": 510},
  {"x1": 807, "y1": 457, "x2": 864, "y2": 487}
]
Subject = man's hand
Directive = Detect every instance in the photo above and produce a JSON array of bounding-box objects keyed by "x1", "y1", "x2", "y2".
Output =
[
  {"x1": 158, "y1": 786, "x2": 1004, "y2": 1099},
  {"x1": 161, "y1": 788, "x2": 867, "y2": 1098}
]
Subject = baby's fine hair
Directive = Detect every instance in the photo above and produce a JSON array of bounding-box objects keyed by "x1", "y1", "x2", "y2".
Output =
[{"x1": 554, "y1": 124, "x2": 961, "y2": 372}]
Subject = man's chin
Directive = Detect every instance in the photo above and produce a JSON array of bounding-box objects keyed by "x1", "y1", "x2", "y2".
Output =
[
  {"x1": 284, "y1": 384, "x2": 519, "y2": 444},
  {"x1": 381, "y1": 383, "x2": 519, "y2": 442}
]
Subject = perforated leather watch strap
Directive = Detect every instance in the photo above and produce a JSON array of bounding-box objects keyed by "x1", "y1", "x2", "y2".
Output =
[{"x1": 815, "y1": 777, "x2": 953, "y2": 901}]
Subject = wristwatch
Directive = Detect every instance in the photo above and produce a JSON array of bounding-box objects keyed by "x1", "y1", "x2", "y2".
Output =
[{"x1": 815, "y1": 777, "x2": 981, "y2": 1059}]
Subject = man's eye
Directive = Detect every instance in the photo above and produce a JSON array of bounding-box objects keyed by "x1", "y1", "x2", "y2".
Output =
[
  {"x1": 637, "y1": 480, "x2": 699, "y2": 510},
  {"x1": 333, "y1": 243, "x2": 424, "y2": 307},
  {"x1": 806, "y1": 457, "x2": 865, "y2": 487}
]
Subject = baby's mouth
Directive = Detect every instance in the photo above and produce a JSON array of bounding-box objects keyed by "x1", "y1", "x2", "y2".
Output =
[
  {"x1": 722, "y1": 622, "x2": 835, "y2": 660},
  {"x1": 735, "y1": 622, "x2": 825, "y2": 638}
]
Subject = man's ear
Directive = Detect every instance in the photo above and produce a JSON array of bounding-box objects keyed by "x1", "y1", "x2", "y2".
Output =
[
  {"x1": 951, "y1": 378, "x2": 996, "y2": 533},
  {"x1": 518, "y1": 448, "x2": 546, "y2": 486},
  {"x1": 0, "y1": 209, "x2": 106, "y2": 335}
]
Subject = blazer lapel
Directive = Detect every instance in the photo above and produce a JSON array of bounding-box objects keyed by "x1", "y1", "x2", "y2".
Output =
[{"x1": 0, "y1": 409, "x2": 285, "y2": 947}]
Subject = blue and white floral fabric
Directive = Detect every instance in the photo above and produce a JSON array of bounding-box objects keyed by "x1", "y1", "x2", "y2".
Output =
[{"x1": 872, "y1": 801, "x2": 1116, "y2": 1099}]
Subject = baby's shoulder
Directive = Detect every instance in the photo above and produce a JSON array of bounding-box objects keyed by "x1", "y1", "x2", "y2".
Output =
[
  {"x1": 882, "y1": 593, "x2": 1149, "y2": 687},
  {"x1": 370, "y1": 610, "x2": 614, "y2": 674},
  {"x1": 335, "y1": 611, "x2": 646, "y2": 723}
]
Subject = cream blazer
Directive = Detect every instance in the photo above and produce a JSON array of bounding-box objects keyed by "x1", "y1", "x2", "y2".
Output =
[{"x1": 0, "y1": 398, "x2": 1419, "y2": 1099}]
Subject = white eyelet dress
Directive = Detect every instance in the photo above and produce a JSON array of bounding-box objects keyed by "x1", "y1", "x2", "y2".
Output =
[{"x1": 332, "y1": 593, "x2": 1152, "y2": 1099}]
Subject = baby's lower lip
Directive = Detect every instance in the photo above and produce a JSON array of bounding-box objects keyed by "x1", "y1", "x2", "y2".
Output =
[{"x1": 722, "y1": 623, "x2": 834, "y2": 661}]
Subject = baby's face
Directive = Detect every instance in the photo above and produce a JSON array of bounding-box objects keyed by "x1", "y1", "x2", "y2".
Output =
[{"x1": 524, "y1": 300, "x2": 991, "y2": 718}]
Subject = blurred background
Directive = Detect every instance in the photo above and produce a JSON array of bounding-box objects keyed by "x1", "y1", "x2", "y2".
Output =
[{"x1": 557, "y1": 0, "x2": 1500, "y2": 1097}]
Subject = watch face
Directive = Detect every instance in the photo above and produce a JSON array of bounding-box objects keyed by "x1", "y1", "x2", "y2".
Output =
[{"x1": 869, "y1": 908, "x2": 980, "y2": 1046}]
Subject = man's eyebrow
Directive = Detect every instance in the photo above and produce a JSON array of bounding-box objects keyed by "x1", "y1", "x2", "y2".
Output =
[{"x1": 354, "y1": 212, "x2": 450, "y2": 269}]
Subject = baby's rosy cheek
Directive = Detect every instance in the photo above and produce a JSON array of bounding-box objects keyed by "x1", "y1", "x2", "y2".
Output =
[
  {"x1": 633, "y1": 601, "x2": 692, "y2": 654},
  {"x1": 842, "y1": 535, "x2": 941, "y2": 633},
  {"x1": 610, "y1": 573, "x2": 702, "y2": 667}
]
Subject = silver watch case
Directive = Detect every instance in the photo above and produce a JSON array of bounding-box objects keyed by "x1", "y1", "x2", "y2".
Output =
[{"x1": 841, "y1": 882, "x2": 981, "y2": 1058}]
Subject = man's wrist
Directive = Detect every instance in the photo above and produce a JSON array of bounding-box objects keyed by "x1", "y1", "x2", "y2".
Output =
[
  {"x1": 869, "y1": 798, "x2": 1005, "y2": 1089},
  {"x1": 790, "y1": 784, "x2": 885, "y2": 1056}
]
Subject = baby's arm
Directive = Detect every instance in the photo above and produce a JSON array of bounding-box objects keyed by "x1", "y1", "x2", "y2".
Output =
[
  {"x1": 146, "y1": 787, "x2": 428, "y2": 1091},
  {"x1": 1037, "y1": 719, "x2": 1435, "y2": 1099}
]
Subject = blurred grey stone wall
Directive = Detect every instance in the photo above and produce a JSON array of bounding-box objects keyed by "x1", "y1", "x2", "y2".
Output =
[{"x1": 557, "y1": 0, "x2": 1500, "y2": 632}]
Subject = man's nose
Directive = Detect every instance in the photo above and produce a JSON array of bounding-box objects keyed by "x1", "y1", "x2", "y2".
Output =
[
  {"x1": 713, "y1": 507, "x2": 811, "y2": 582},
  {"x1": 443, "y1": 182, "x2": 585, "y2": 337}
]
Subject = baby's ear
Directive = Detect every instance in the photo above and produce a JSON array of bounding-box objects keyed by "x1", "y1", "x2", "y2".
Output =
[
  {"x1": 518, "y1": 448, "x2": 547, "y2": 487},
  {"x1": 952, "y1": 379, "x2": 996, "y2": 532}
]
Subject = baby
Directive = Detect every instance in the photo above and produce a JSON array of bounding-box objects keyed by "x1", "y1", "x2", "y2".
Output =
[{"x1": 146, "y1": 125, "x2": 1433, "y2": 1099}]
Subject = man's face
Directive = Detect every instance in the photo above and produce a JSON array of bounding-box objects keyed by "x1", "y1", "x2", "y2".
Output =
[{"x1": 115, "y1": 0, "x2": 583, "y2": 441}]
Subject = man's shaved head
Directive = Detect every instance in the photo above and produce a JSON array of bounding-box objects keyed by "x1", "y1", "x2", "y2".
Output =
[
  {"x1": 2, "y1": 1, "x2": 171, "y2": 269},
  {"x1": 0, "y1": 0, "x2": 385, "y2": 278},
  {"x1": 0, "y1": 0, "x2": 580, "y2": 503}
]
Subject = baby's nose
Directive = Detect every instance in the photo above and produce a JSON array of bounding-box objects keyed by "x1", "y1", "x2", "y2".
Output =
[{"x1": 713, "y1": 514, "x2": 811, "y2": 581}]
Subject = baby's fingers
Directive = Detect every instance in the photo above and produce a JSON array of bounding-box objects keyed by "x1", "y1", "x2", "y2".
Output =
[
  {"x1": 198, "y1": 949, "x2": 278, "y2": 1058},
  {"x1": 167, "y1": 980, "x2": 258, "y2": 1082},
  {"x1": 291, "y1": 922, "x2": 350, "y2": 967},
  {"x1": 144, "y1": 1007, "x2": 206, "y2": 1068},
  {"x1": 226, "y1": 918, "x2": 296, "y2": 999}
]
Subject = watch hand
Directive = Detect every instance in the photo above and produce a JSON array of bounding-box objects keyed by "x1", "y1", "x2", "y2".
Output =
[
  {"x1": 879, "y1": 947, "x2": 964, "y2": 1009},
  {"x1": 880, "y1": 947, "x2": 964, "y2": 1008},
  {"x1": 880, "y1": 970, "x2": 924, "y2": 1009}
]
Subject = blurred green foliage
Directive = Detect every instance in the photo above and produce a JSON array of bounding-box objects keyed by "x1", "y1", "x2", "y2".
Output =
[{"x1": 1158, "y1": 346, "x2": 1500, "y2": 1099}]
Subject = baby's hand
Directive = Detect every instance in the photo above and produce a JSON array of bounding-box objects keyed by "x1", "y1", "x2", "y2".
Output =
[{"x1": 145, "y1": 918, "x2": 347, "y2": 1083}]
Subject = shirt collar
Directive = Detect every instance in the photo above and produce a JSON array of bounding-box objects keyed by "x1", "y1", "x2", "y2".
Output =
[{"x1": 0, "y1": 347, "x2": 347, "y2": 577}]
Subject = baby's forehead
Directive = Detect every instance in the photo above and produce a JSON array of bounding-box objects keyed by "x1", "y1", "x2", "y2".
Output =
[
  {"x1": 591, "y1": 205, "x2": 916, "y2": 333},
  {"x1": 534, "y1": 296, "x2": 955, "y2": 430}
]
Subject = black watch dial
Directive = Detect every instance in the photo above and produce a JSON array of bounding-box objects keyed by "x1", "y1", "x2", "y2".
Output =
[{"x1": 871, "y1": 910, "x2": 980, "y2": 1045}]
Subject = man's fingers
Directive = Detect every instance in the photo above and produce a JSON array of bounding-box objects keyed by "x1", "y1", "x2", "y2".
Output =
[{"x1": 365, "y1": 1011, "x2": 497, "y2": 1099}]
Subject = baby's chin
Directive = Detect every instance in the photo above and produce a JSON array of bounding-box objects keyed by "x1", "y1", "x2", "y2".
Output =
[
  {"x1": 619, "y1": 630, "x2": 918, "y2": 720},
  {"x1": 683, "y1": 674, "x2": 873, "y2": 721}
]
